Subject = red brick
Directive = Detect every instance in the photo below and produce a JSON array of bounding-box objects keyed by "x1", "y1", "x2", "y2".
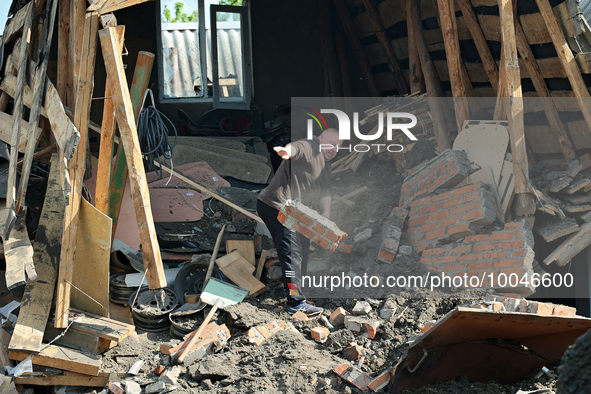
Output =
[
  {"x1": 467, "y1": 261, "x2": 492, "y2": 270},
  {"x1": 311, "y1": 326, "x2": 330, "y2": 342},
  {"x1": 512, "y1": 249, "x2": 525, "y2": 257},
  {"x1": 379, "y1": 249, "x2": 396, "y2": 262},
  {"x1": 448, "y1": 167, "x2": 458, "y2": 177},
  {"x1": 432, "y1": 191, "x2": 452, "y2": 202},
  {"x1": 408, "y1": 228, "x2": 417, "y2": 236},
  {"x1": 334, "y1": 363, "x2": 350, "y2": 376},
  {"x1": 290, "y1": 209, "x2": 315, "y2": 226},
  {"x1": 465, "y1": 234, "x2": 490, "y2": 242},
  {"x1": 552, "y1": 304, "x2": 577, "y2": 317},
  {"x1": 448, "y1": 223, "x2": 473, "y2": 237},
  {"x1": 277, "y1": 211, "x2": 288, "y2": 224},
  {"x1": 368, "y1": 371, "x2": 390, "y2": 391},
  {"x1": 414, "y1": 243, "x2": 432, "y2": 252},
  {"x1": 453, "y1": 184, "x2": 476, "y2": 195},
  {"x1": 498, "y1": 240, "x2": 523, "y2": 249},
  {"x1": 401, "y1": 183, "x2": 410, "y2": 192},
  {"x1": 154, "y1": 365, "x2": 166, "y2": 375},
  {"x1": 429, "y1": 265, "x2": 441, "y2": 272},
  {"x1": 439, "y1": 216, "x2": 460, "y2": 228},
  {"x1": 315, "y1": 236, "x2": 330, "y2": 249},
  {"x1": 425, "y1": 229, "x2": 446, "y2": 241},
  {"x1": 493, "y1": 259, "x2": 520, "y2": 268},
  {"x1": 442, "y1": 197, "x2": 462, "y2": 208},
  {"x1": 462, "y1": 209, "x2": 485, "y2": 222},
  {"x1": 433, "y1": 255, "x2": 458, "y2": 264},
  {"x1": 428, "y1": 210, "x2": 449, "y2": 221},
  {"x1": 422, "y1": 247, "x2": 448, "y2": 256},
  {"x1": 452, "y1": 245, "x2": 472, "y2": 254},
  {"x1": 441, "y1": 263, "x2": 467, "y2": 272},
  {"x1": 528, "y1": 302, "x2": 554, "y2": 316},
  {"x1": 504, "y1": 221, "x2": 524, "y2": 230},
  {"x1": 420, "y1": 203, "x2": 442, "y2": 215},
  {"x1": 499, "y1": 267, "x2": 525, "y2": 276},
  {"x1": 418, "y1": 223, "x2": 438, "y2": 233},
  {"x1": 293, "y1": 222, "x2": 317, "y2": 240},
  {"x1": 409, "y1": 207, "x2": 420, "y2": 217},
  {"x1": 490, "y1": 231, "x2": 515, "y2": 241},
  {"x1": 469, "y1": 201, "x2": 483, "y2": 211},
  {"x1": 458, "y1": 253, "x2": 484, "y2": 262},
  {"x1": 463, "y1": 191, "x2": 482, "y2": 203},
  {"x1": 428, "y1": 176, "x2": 448, "y2": 191},
  {"x1": 474, "y1": 243, "x2": 495, "y2": 252},
  {"x1": 449, "y1": 204, "x2": 470, "y2": 216},
  {"x1": 421, "y1": 257, "x2": 432, "y2": 265},
  {"x1": 410, "y1": 235, "x2": 424, "y2": 245},
  {"x1": 338, "y1": 244, "x2": 353, "y2": 253},
  {"x1": 325, "y1": 230, "x2": 346, "y2": 242},
  {"x1": 313, "y1": 223, "x2": 325, "y2": 234},
  {"x1": 430, "y1": 159, "x2": 445, "y2": 173},
  {"x1": 483, "y1": 250, "x2": 510, "y2": 259},
  {"x1": 330, "y1": 307, "x2": 350, "y2": 324},
  {"x1": 408, "y1": 216, "x2": 428, "y2": 227}
]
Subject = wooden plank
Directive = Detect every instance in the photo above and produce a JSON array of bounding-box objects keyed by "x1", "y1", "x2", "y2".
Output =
[
  {"x1": 563, "y1": 176, "x2": 591, "y2": 194},
  {"x1": 333, "y1": 0, "x2": 381, "y2": 97},
  {"x1": 15, "y1": 0, "x2": 60, "y2": 216},
  {"x1": 226, "y1": 240, "x2": 255, "y2": 266},
  {"x1": 9, "y1": 345, "x2": 101, "y2": 376},
  {"x1": 99, "y1": 27, "x2": 166, "y2": 289},
  {"x1": 58, "y1": 0, "x2": 71, "y2": 105},
  {"x1": 544, "y1": 220, "x2": 591, "y2": 266},
  {"x1": 255, "y1": 249, "x2": 268, "y2": 281},
  {"x1": 215, "y1": 254, "x2": 266, "y2": 296},
  {"x1": 4, "y1": 213, "x2": 34, "y2": 290},
  {"x1": 456, "y1": 0, "x2": 499, "y2": 93},
  {"x1": 406, "y1": 0, "x2": 425, "y2": 94},
  {"x1": 515, "y1": 19, "x2": 576, "y2": 161},
  {"x1": 437, "y1": 0, "x2": 470, "y2": 131},
  {"x1": 16, "y1": 371, "x2": 112, "y2": 387},
  {"x1": 362, "y1": 0, "x2": 408, "y2": 95},
  {"x1": 3, "y1": 1, "x2": 33, "y2": 44},
  {"x1": 95, "y1": 26, "x2": 125, "y2": 215},
  {"x1": 87, "y1": 0, "x2": 151, "y2": 14},
  {"x1": 67, "y1": 309, "x2": 135, "y2": 342},
  {"x1": 0, "y1": 112, "x2": 39, "y2": 153},
  {"x1": 2, "y1": 0, "x2": 34, "y2": 237},
  {"x1": 107, "y1": 51, "x2": 155, "y2": 245},
  {"x1": 8, "y1": 155, "x2": 65, "y2": 353},
  {"x1": 55, "y1": 11, "x2": 100, "y2": 329},
  {"x1": 318, "y1": 0, "x2": 342, "y2": 97},
  {"x1": 43, "y1": 322, "x2": 113, "y2": 354},
  {"x1": 535, "y1": 215, "x2": 579, "y2": 242},
  {"x1": 215, "y1": 250, "x2": 254, "y2": 273},
  {"x1": 564, "y1": 204, "x2": 591, "y2": 213},
  {"x1": 535, "y1": 0, "x2": 591, "y2": 135},
  {"x1": 70, "y1": 199, "x2": 112, "y2": 317}
]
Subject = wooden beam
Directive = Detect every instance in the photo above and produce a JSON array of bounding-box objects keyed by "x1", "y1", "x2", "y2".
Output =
[
  {"x1": 9, "y1": 345, "x2": 101, "y2": 376},
  {"x1": 515, "y1": 19, "x2": 577, "y2": 160},
  {"x1": 437, "y1": 0, "x2": 471, "y2": 130},
  {"x1": 406, "y1": 0, "x2": 425, "y2": 94},
  {"x1": 95, "y1": 26, "x2": 125, "y2": 215},
  {"x1": 0, "y1": 112, "x2": 39, "y2": 152},
  {"x1": 535, "y1": 0, "x2": 591, "y2": 138},
  {"x1": 362, "y1": 0, "x2": 408, "y2": 95},
  {"x1": 68, "y1": 309, "x2": 135, "y2": 342},
  {"x1": 318, "y1": 0, "x2": 342, "y2": 97},
  {"x1": 334, "y1": 24, "x2": 353, "y2": 97},
  {"x1": 17, "y1": 143, "x2": 57, "y2": 168},
  {"x1": 456, "y1": 0, "x2": 499, "y2": 93},
  {"x1": 99, "y1": 27, "x2": 167, "y2": 290},
  {"x1": 58, "y1": 0, "x2": 71, "y2": 105},
  {"x1": 544, "y1": 220, "x2": 591, "y2": 266},
  {"x1": 333, "y1": 0, "x2": 382, "y2": 97},
  {"x1": 107, "y1": 51, "x2": 155, "y2": 244},
  {"x1": 16, "y1": 371, "x2": 112, "y2": 387},
  {"x1": 87, "y1": 0, "x2": 151, "y2": 14},
  {"x1": 55, "y1": 11, "x2": 100, "y2": 329},
  {"x1": 3, "y1": 1, "x2": 34, "y2": 44},
  {"x1": 15, "y1": 0, "x2": 60, "y2": 216},
  {"x1": 494, "y1": 45, "x2": 507, "y2": 120},
  {"x1": 8, "y1": 155, "x2": 65, "y2": 353},
  {"x1": 409, "y1": 0, "x2": 451, "y2": 151}
]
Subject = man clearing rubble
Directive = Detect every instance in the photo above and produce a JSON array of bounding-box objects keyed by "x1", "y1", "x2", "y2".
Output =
[{"x1": 257, "y1": 128, "x2": 343, "y2": 317}]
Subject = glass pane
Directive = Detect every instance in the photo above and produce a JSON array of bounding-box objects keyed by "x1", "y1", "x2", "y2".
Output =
[{"x1": 215, "y1": 11, "x2": 244, "y2": 102}]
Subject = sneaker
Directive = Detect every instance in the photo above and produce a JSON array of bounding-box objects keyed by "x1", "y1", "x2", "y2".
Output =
[{"x1": 288, "y1": 300, "x2": 323, "y2": 317}]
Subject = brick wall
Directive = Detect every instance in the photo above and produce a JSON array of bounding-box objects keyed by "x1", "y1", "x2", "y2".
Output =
[
  {"x1": 278, "y1": 199, "x2": 347, "y2": 251},
  {"x1": 377, "y1": 207, "x2": 408, "y2": 263},
  {"x1": 407, "y1": 183, "x2": 496, "y2": 252},
  {"x1": 420, "y1": 220, "x2": 536, "y2": 295},
  {"x1": 399, "y1": 149, "x2": 471, "y2": 208}
]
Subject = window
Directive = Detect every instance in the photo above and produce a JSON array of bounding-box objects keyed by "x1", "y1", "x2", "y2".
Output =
[{"x1": 157, "y1": 0, "x2": 252, "y2": 109}]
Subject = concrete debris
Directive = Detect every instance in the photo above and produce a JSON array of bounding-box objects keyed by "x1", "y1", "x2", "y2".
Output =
[{"x1": 352, "y1": 301, "x2": 372, "y2": 315}]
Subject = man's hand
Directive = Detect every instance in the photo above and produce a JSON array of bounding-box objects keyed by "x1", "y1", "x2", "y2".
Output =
[{"x1": 273, "y1": 145, "x2": 293, "y2": 160}]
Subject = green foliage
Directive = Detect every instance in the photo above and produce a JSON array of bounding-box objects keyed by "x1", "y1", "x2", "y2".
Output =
[
  {"x1": 219, "y1": 0, "x2": 243, "y2": 5},
  {"x1": 163, "y1": 2, "x2": 199, "y2": 23}
]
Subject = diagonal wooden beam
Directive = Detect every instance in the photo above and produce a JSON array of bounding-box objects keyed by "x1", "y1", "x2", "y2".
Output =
[
  {"x1": 515, "y1": 18, "x2": 577, "y2": 160},
  {"x1": 456, "y1": 0, "x2": 499, "y2": 94},
  {"x1": 362, "y1": 0, "x2": 408, "y2": 95},
  {"x1": 535, "y1": 0, "x2": 591, "y2": 137},
  {"x1": 88, "y1": 0, "x2": 151, "y2": 14},
  {"x1": 55, "y1": 11, "x2": 100, "y2": 329},
  {"x1": 406, "y1": 0, "x2": 425, "y2": 94},
  {"x1": 99, "y1": 27, "x2": 167, "y2": 290},
  {"x1": 333, "y1": 0, "x2": 381, "y2": 97}
]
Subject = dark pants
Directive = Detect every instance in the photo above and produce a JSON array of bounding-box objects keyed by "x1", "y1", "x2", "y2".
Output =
[{"x1": 257, "y1": 199, "x2": 309, "y2": 306}]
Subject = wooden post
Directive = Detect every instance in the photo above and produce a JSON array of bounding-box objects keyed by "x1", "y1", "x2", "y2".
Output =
[
  {"x1": 318, "y1": 0, "x2": 342, "y2": 97},
  {"x1": 99, "y1": 27, "x2": 167, "y2": 289},
  {"x1": 333, "y1": 0, "x2": 382, "y2": 97},
  {"x1": 95, "y1": 26, "x2": 125, "y2": 215},
  {"x1": 58, "y1": 0, "x2": 72, "y2": 109},
  {"x1": 499, "y1": 0, "x2": 528, "y2": 196},
  {"x1": 334, "y1": 24, "x2": 353, "y2": 97},
  {"x1": 409, "y1": 0, "x2": 451, "y2": 151},
  {"x1": 107, "y1": 51, "x2": 155, "y2": 243},
  {"x1": 437, "y1": 0, "x2": 471, "y2": 131},
  {"x1": 456, "y1": 0, "x2": 499, "y2": 93},
  {"x1": 55, "y1": 11, "x2": 100, "y2": 329},
  {"x1": 493, "y1": 46, "x2": 507, "y2": 120},
  {"x1": 515, "y1": 19, "x2": 577, "y2": 160},
  {"x1": 406, "y1": 0, "x2": 425, "y2": 94},
  {"x1": 362, "y1": 0, "x2": 409, "y2": 95},
  {"x1": 535, "y1": 0, "x2": 591, "y2": 137}
]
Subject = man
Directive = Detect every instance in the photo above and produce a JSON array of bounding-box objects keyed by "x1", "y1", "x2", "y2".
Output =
[{"x1": 257, "y1": 128, "x2": 343, "y2": 316}]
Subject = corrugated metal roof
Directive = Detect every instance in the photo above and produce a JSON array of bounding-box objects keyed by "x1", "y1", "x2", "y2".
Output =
[
  {"x1": 161, "y1": 22, "x2": 243, "y2": 99},
  {"x1": 582, "y1": 0, "x2": 591, "y2": 25}
]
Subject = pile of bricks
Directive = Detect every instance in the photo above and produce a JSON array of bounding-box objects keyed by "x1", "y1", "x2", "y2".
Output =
[
  {"x1": 159, "y1": 323, "x2": 231, "y2": 364},
  {"x1": 407, "y1": 183, "x2": 497, "y2": 253},
  {"x1": 333, "y1": 364, "x2": 390, "y2": 391},
  {"x1": 483, "y1": 295, "x2": 577, "y2": 316},
  {"x1": 247, "y1": 320, "x2": 299, "y2": 346},
  {"x1": 278, "y1": 199, "x2": 347, "y2": 251},
  {"x1": 377, "y1": 207, "x2": 408, "y2": 263},
  {"x1": 420, "y1": 220, "x2": 536, "y2": 294},
  {"x1": 399, "y1": 149, "x2": 471, "y2": 208}
]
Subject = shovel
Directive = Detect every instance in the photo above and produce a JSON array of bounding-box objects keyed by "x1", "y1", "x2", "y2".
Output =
[{"x1": 176, "y1": 277, "x2": 248, "y2": 364}]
